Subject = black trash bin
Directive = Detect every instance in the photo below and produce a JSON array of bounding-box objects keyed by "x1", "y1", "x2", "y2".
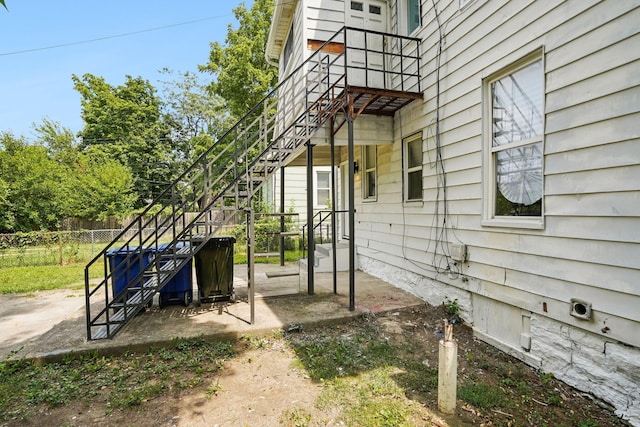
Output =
[{"x1": 195, "y1": 236, "x2": 235, "y2": 303}]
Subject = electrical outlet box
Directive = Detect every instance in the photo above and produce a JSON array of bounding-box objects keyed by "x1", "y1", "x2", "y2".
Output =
[{"x1": 450, "y1": 243, "x2": 467, "y2": 262}]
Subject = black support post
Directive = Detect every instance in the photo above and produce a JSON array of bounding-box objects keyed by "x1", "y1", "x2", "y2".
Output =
[
  {"x1": 347, "y1": 115, "x2": 355, "y2": 311},
  {"x1": 306, "y1": 143, "x2": 315, "y2": 295},
  {"x1": 280, "y1": 167, "x2": 285, "y2": 267},
  {"x1": 330, "y1": 119, "x2": 337, "y2": 294}
]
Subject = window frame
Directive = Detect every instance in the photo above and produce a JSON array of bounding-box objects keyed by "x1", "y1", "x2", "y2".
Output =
[
  {"x1": 362, "y1": 145, "x2": 378, "y2": 202},
  {"x1": 482, "y1": 49, "x2": 545, "y2": 229},
  {"x1": 400, "y1": 0, "x2": 421, "y2": 36},
  {"x1": 314, "y1": 169, "x2": 331, "y2": 209},
  {"x1": 281, "y1": 23, "x2": 294, "y2": 73},
  {"x1": 403, "y1": 132, "x2": 423, "y2": 203}
]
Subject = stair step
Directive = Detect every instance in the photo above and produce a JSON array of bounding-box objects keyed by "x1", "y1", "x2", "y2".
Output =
[
  {"x1": 265, "y1": 231, "x2": 300, "y2": 237},
  {"x1": 254, "y1": 252, "x2": 280, "y2": 258},
  {"x1": 265, "y1": 270, "x2": 300, "y2": 278},
  {"x1": 92, "y1": 322, "x2": 124, "y2": 340}
]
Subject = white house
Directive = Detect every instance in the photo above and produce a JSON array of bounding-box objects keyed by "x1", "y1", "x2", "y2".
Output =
[{"x1": 266, "y1": 0, "x2": 640, "y2": 424}]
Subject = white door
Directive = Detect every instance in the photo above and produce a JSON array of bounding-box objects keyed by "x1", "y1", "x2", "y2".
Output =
[
  {"x1": 346, "y1": 0, "x2": 388, "y2": 88},
  {"x1": 340, "y1": 163, "x2": 350, "y2": 239}
]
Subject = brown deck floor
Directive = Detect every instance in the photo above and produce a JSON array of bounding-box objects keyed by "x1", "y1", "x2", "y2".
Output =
[{"x1": 0, "y1": 263, "x2": 423, "y2": 361}]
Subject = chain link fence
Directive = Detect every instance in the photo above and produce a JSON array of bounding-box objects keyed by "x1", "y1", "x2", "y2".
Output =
[{"x1": 0, "y1": 228, "x2": 178, "y2": 268}]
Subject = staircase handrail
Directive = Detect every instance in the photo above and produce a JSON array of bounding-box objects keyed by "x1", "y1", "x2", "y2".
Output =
[{"x1": 85, "y1": 25, "x2": 422, "y2": 340}]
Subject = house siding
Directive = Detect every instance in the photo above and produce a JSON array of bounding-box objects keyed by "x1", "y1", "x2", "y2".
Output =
[
  {"x1": 268, "y1": 0, "x2": 640, "y2": 423},
  {"x1": 353, "y1": 0, "x2": 640, "y2": 423}
]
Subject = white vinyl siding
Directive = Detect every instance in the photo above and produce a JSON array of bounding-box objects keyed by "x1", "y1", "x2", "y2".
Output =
[{"x1": 354, "y1": 0, "x2": 640, "y2": 349}]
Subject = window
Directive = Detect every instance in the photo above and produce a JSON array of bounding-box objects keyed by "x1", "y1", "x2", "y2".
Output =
[
  {"x1": 282, "y1": 24, "x2": 294, "y2": 71},
  {"x1": 315, "y1": 170, "x2": 331, "y2": 208},
  {"x1": 362, "y1": 145, "x2": 377, "y2": 200},
  {"x1": 484, "y1": 53, "x2": 544, "y2": 226},
  {"x1": 403, "y1": 133, "x2": 423, "y2": 201},
  {"x1": 406, "y1": 0, "x2": 421, "y2": 34}
]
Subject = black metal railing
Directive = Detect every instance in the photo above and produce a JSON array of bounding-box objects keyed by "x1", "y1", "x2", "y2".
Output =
[{"x1": 84, "y1": 26, "x2": 421, "y2": 340}]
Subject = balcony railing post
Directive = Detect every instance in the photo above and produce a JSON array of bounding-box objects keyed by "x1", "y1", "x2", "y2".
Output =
[{"x1": 343, "y1": 27, "x2": 349, "y2": 86}]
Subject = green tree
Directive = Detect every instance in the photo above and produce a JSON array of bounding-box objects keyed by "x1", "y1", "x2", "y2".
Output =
[
  {"x1": 159, "y1": 69, "x2": 234, "y2": 171},
  {"x1": 34, "y1": 118, "x2": 80, "y2": 166},
  {"x1": 72, "y1": 155, "x2": 137, "y2": 221},
  {"x1": 73, "y1": 73, "x2": 173, "y2": 206},
  {"x1": 200, "y1": 0, "x2": 277, "y2": 119},
  {"x1": 33, "y1": 120, "x2": 137, "y2": 222},
  {"x1": 0, "y1": 132, "x2": 70, "y2": 232}
]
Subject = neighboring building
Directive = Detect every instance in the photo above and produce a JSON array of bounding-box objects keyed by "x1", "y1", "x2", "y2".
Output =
[
  {"x1": 266, "y1": 165, "x2": 333, "y2": 227},
  {"x1": 266, "y1": 0, "x2": 640, "y2": 424}
]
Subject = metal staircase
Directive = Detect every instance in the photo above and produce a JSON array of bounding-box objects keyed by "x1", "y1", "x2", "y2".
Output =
[{"x1": 84, "y1": 26, "x2": 421, "y2": 340}]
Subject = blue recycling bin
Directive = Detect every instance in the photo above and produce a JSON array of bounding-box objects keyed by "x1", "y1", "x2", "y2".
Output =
[
  {"x1": 156, "y1": 243, "x2": 193, "y2": 308},
  {"x1": 106, "y1": 246, "x2": 153, "y2": 302}
]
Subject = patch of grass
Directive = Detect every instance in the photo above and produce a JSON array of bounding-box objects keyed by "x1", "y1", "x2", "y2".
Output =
[
  {"x1": 394, "y1": 360, "x2": 438, "y2": 393},
  {"x1": 0, "y1": 242, "x2": 98, "y2": 268},
  {"x1": 205, "y1": 380, "x2": 224, "y2": 399},
  {"x1": 317, "y1": 367, "x2": 422, "y2": 427},
  {"x1": 547, "y1": 392, "x2": 563, "y2": 407},
  {"x1": 0, "y1": 263, "x2": 102, "y2": 294},
  {"x1": 444, "y1": 297, "x2": 459, "y2": 317},
  {"x1": 280, "y1": 407, "x2": 312, "y2": 427},
  {"x1": 458, "y1": 382, "x2": 507, "y2": 410},
  {"x1": 293, "y1": 332, "x2": 396, "y2": 381},
  {"x1": 291, "y1": 318, "x2": 429, "y2": 426},
  {"x1": 233, "y1": 250, "x2": 300, "y2": 265},
  {"x1": 0, "y1": 337, "x2": 236, "y2": 422}
]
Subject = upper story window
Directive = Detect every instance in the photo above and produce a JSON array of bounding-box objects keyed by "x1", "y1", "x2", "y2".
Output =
[
  {"x1": 403, "y1": 133, "x2": 423, "y2": 202},
  {"x1": 483, "y1": 52, "x2": 544, "y2": 227},
  {"x1": 406, "y1": 0, "x2": 421, "y2": 34},
  {"x1": 362, "y1": 145, "x2": 377, "y2": 201},
  {"x1": 282, "y1": 23, "x2": 294, "y2": 71}
]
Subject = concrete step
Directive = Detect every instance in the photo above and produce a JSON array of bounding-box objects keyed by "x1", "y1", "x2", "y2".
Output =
[{"x1": 300, "y1": 241, "x2": 356, "y2": 273}]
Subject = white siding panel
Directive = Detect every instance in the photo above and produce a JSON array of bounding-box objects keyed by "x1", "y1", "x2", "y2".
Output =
[
  {"x1": 546, "y1": 62, "x2": 640, "y2": 114},
  {"x1": 545, "y1": 192, "x2": 640, "y2": 217},
  {"x1": 546, "y1": 87, "x2": 640, "y2": 134},
  {"x1": 545, "y1": 113, "x2": 640, "y2": 154},
  {"x1": 546, "y1": 139, "x2": 640, "y2": 174},
  {"x1": 469, "y1": 246, "x2": 638, "y2": 296},
  {"x1": 543, "y1": 217, "x2": 640, "y2": 244},
  {"x1": 504, "y1": 270, "x2": 640, "y2": 323},
  {"x1": 458, "y1": 229, "x2": 639, "y2": 270},
  {"x1": 546, "y1": 165, "x2": 640, "y2": 196},
  {"x1": 544, "y1": 3, "x2": 640, "y2": 71},
  {"x1": 546, "y1": 34, "x2": 640, "y2": 93}
]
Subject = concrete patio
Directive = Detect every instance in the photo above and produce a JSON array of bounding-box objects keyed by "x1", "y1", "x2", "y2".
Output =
[{"x1": 0, "y1": 263, "x2": 424, "y2": 362}]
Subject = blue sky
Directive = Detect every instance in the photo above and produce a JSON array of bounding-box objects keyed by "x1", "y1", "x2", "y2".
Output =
[{"x1": 0, "y1": 1, "x2": 251, "y2": 140}]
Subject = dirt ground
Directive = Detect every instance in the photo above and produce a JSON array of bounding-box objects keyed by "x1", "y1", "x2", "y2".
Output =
[{"x1": 9, "y1": 305, "x2": 626, "y2": 427}]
